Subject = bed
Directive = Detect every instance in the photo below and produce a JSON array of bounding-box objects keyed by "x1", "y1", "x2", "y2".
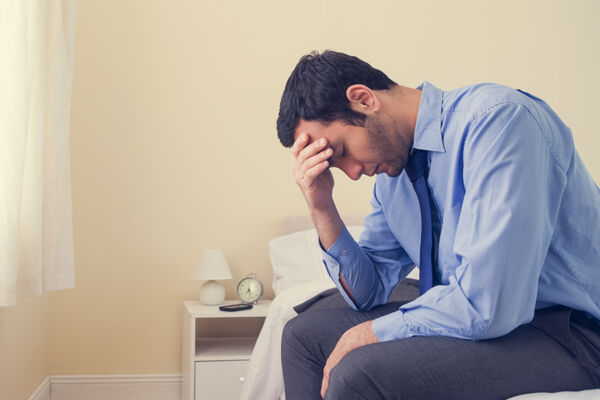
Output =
[{"x1": 240, "y1": 219, "x2": 600, "y2": 400}]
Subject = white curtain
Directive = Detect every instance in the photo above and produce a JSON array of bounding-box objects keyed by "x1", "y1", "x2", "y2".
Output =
[{"x1": 0, "y1": 0, "x2": 77, "y2": 307}]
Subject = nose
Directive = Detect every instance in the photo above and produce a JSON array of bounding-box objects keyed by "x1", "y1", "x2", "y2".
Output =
[{"x1": 337, "y1": 160, "x2": 364, "y2": 181}]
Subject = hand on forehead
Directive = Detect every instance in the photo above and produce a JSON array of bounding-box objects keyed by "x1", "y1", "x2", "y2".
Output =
[{"x1": 292, "y1": 132, "x2": 330, "y2": 159}]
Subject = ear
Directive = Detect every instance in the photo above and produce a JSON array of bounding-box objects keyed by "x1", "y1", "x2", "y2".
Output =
[{"x1": 346, "y1": 84, "x2": 381, "y2": 115}]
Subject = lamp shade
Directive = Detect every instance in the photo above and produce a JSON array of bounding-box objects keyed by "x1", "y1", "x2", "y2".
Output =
[{"x1": 192, "y1": 249, "x2": 233, "y2": 281}]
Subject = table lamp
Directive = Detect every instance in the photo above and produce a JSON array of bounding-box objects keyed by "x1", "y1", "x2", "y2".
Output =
[{"x1": 192, "y1": 249, "x2": 233, "y2": 305}]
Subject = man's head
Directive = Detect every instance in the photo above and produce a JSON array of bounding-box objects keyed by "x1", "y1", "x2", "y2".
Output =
[
  {"x1": 277, "y1": 50, "x2": 417, "y2": 179},
  {"x1": 277, "y1": 50, "x2": 397, "y2": 148}
]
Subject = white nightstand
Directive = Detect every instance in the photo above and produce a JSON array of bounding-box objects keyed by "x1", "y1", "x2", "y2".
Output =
[{"x1": 182, "y1": 300, "x2": 271, "y2": 400}]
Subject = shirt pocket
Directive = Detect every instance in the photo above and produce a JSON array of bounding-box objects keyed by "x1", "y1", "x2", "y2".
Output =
[{"x1": 438, "y1": 202, "x2": 463, "y2": 281}]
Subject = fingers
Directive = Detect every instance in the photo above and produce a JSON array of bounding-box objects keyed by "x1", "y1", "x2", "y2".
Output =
[
  {"x1": 295, "y1": 157, "x2": 330, "y2": 187},
  {"x1": 292, "y1": 134, "x2": 333, "y2": 185},
  {"x1": 293, "y1": 134, "x2": 330, "y2": 166},
  {"x1": 291, "y1": 132, "x2": 335, "y2": 210},
  {"x1": 321, "y1": 346, "x2": 339, "y2": 398},
  {"x1": 291, "y1": 133, "x2": 309, "y2": 158},
  {"x1": 298, "y1": 136, "x2": 327, "y2": 160},
  {"x1": 320, "y1": 367, "x2": 330, "y2": 398},
  {"x1": 300, "y1": 147, "x2": 332, "y2": 175},
  {"x1": 304, "y1": 159, "x2": 329, "y2": 182}
]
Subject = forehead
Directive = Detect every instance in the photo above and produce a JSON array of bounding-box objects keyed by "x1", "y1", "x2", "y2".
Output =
[{"x1": 293, "y1": 119, "x2": 341, "y2": 144}]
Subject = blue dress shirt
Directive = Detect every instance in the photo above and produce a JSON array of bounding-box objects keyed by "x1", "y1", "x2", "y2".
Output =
[{"x1": 322, "y1": 82, "x2": 600, "y2": 341}]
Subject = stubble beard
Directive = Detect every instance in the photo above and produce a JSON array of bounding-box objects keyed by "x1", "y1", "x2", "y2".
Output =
[{"x1": 364, "y1": 114, "x2": 409, "y2": 177}]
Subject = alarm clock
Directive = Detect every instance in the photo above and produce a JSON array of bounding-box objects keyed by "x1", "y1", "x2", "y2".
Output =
[{"x1": 237, "y1": 273, "x2": 263, "y2": 304}]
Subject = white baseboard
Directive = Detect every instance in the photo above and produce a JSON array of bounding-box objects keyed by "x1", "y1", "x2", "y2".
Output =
[
  {"x1": 28, "y1": 376, "x2": 51, "y2": 400},
  {"x1": 30, "y1": 374, "x2": 182, "y2": 400}
]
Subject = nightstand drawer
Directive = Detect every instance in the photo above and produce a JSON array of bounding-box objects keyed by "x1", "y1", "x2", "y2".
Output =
[{"x1": 194, "y1": 360, "x2": 248, "y2": 400}]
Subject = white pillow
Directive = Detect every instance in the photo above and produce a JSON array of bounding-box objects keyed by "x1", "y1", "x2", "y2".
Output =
[{"x1": 268, "y1": 226, "x2": 364, "y2": 295}]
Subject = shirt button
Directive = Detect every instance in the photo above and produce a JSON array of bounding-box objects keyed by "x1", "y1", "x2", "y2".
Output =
[{"x1": 342, "y1": 250, "x2": 349, "y2": 256}]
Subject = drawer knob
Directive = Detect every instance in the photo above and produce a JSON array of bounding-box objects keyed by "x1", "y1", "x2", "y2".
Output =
[{"x1": 239, "y1": 376, "x2": 246, "y2": 383}]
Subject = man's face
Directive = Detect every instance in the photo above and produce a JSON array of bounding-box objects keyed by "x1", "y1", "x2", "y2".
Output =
[{"x1": 293, "y1": 116, "x2": 411, "y2": 181}]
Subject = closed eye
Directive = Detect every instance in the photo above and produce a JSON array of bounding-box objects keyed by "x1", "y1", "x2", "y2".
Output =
[
  {"x1": 328, "y1": 146, "x2": 345, "y2": 169},
  {"x1": 332, "y1": 145, "x2": 344, "y2": 158}
]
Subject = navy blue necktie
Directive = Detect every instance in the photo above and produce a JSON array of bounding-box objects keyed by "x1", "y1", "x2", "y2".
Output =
[{"x1": 404, "y1": 150, "x2": 435, "y2": 295}]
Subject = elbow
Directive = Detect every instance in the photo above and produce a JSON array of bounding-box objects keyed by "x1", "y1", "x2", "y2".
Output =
[
  {"x1": 471, "y1": 320, "x2": 494, "y2": 340},
  {"x1": 470, "y1": 312, "x2": 524, "y2": 341}
]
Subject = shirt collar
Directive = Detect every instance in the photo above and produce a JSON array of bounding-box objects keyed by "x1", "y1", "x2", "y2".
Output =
[{"x1": 412, "y1": 81, "x2": 445, "y2": 153}]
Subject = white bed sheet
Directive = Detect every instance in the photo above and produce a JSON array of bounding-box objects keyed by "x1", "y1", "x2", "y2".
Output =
[{"x1": 240, "y1": 280, "x2": 335, "y2": 400}]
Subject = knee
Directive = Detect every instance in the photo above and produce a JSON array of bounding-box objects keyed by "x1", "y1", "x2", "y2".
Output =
[
  {"x1": 326, "y1": 348, "x2": 384, "y2": 400},
  {"x1": 282, "y1": 313, "x2": 312, "y2": 353},
  {"x1": 327, "y1": 361, "x2": 367, "y2": 399}
]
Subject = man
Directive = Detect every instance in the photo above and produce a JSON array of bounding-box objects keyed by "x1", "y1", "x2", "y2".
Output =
[{"x1": 276, "y1": 50, "x2": 600, "y2": 399}]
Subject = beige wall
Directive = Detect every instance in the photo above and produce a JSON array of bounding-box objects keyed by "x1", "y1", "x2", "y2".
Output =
[
  {"x1": 1, "y1": 0, "x2": 599, "y2": 392},
  {"x1": 0, "y1": 296, "x2": 50, "y2": 400}
]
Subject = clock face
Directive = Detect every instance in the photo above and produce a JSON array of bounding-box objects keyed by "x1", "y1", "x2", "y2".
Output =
[{"x1": 237, "y1": 277, "x2": 263, "y2": 303}]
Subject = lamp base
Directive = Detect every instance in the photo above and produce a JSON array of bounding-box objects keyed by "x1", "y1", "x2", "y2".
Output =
[{"x1": 199, "y1": 280, "x2": 226, "y2": 305}]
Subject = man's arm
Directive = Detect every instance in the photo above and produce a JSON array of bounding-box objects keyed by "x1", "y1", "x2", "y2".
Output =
[
  {"x1": 292, "y1": 133, "x2": 357, "y2": 300},
  {"x1": 310, "y1": 206, "x2": 357, "y2": 301},
  {"x1": 292, "y1": 133, "x2": 414, "y2": 305}
]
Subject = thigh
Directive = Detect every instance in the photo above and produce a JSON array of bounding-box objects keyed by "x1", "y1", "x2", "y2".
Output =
[
  {"x1": 284, "y1": 297, "x2": 404, "y2": 364},
  {"x1": 285, "y1": 280, "x2": 420, "y2": 363},
  {"x1": 327, "y1": 323, "x2": 598, "y2": 400}
]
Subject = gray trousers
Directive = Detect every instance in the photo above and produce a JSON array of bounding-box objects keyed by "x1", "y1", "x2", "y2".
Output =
[{"x1": 281, "y1": 279, "x2": 600, "y2": 400}]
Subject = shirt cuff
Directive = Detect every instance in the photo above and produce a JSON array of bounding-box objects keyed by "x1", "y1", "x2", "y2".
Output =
[
  {"x1": 320, "y1": 224, "x2": 365, "y2": 279},
  {"x1": 372, "y1": 309, "x2": 413, "y2": 342},
  {"x1": 320, "y1": 225, "x2": 362, "y2": 310},
  {"x1": 322, "y1": 223, "x2": 356, "y2": 256}
]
